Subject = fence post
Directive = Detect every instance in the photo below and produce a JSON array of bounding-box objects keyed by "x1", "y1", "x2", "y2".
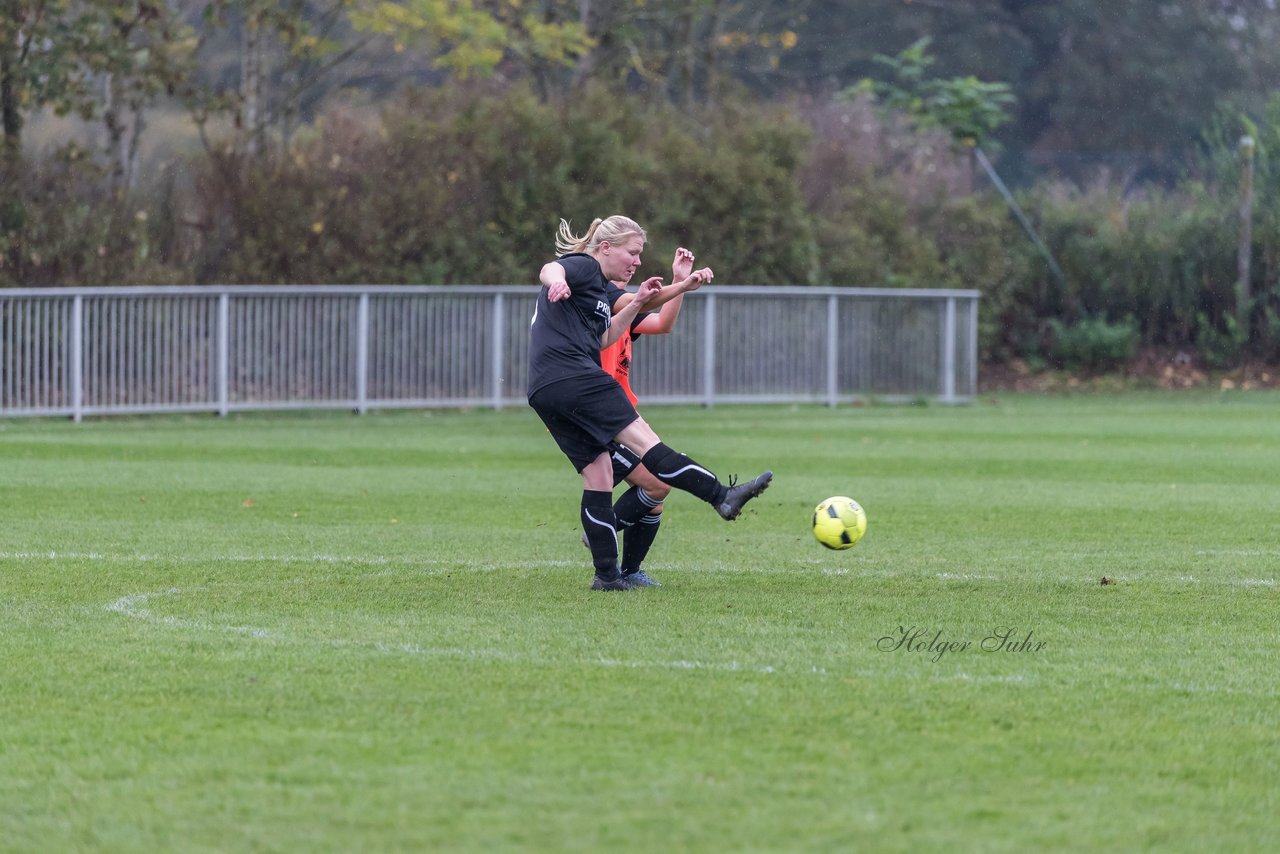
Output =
[
  {"x1": 826, "y1": 293, "x2": 839, "y2": 407},
  {"x1": 702, "y1": 292, "x2": 717, "y2": 407},
  {"x1": 217, "y1": 292, "x2": 229, "y2": 416},
  {"x1": 356, "y1": 293, "x2": 369, "y2": 414},
  {"x1": 968, "y1": 296, "x2": 979, "y2": 398},
  {"x1": 71, "y1": 295, "x2": 83, "y2": 423},
  {"x1": 942, "y1": 296, "x2": 957, "y2": 403},
  {"x1": 491, "y1": 293, "x2": 506, "y2": 410}
]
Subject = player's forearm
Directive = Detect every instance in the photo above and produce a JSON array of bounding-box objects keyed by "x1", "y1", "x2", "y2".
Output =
[
  {"x1": 641, "y1": 277, "x2": 695, "y2": 310},
  {"x1": 648, "y1": 292, "x2": 686, "y2": 334},
  {"x1": 602, "y1": 299, "x2": 644, "y2": 348}
]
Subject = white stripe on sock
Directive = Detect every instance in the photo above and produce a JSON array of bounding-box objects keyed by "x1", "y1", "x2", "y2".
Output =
[
  {"x1": 657, "y1": 463, "x2": 714, "y2": 480},
  {"x1": 584, "y1": 509, "x2": 619, "y2": 549}
]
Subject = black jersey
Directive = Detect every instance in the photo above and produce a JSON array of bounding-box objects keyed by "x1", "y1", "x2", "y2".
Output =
[{"x1": 527, "y1": 253, "x2": 614, "y2": 396}]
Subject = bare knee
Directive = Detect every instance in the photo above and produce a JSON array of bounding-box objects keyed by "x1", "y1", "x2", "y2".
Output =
[
  {"x1": 628, "y1": 464, "x2": 670, "y2": 500},
  {"x1": 580, "y1": 453, "x2": 614, "y2": 492},
  {"x1": 615, "y1": 417, "x2": 660, "y2": 457}
]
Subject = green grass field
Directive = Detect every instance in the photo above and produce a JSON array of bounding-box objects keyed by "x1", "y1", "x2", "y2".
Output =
[{"x1": 2, "y1": 393, "x2": 1278, "y2": 852}]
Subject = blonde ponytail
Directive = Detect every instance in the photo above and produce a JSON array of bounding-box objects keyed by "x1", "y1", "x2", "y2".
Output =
[{"x1": 554, "y1": 215, "x2": 646, "y2": 257}]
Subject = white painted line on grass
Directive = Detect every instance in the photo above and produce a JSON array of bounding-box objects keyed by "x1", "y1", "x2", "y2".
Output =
[
  {"x1": 11, "y1": 550, "x2": 1280, "y2": 594},
  {"x1": 0, "y1": 550, "x2": 109, "y2": 560},
  {"x1": 106, "y1": 588, "x2": 274, "y2": 638},
  {"x1": 100, "y1": 584, "x2": 921, "y2": 682},
  {"x1": 2, "y1": 550, "x2": 581, "y2": 572},
  {"x1": 934, "y1": 672, "x2": 1029, "y2": 685},
  {"x1": 1196, "y1": 549, "x2": 1280, "y2": 557}
]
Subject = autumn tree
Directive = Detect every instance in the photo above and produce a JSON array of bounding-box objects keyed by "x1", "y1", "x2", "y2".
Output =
[
  {"x1": 185, "y1": 1, "x2": 370, "y2": 157},
  {"x1": 562, "y1": 0, "x2": 800, "y2": 106},
  {"x1": 77, "y1": 3, "x2": 197, "y2": 192},
  {"x1": 0, "y1": 1, "x2": 79, "y2": 162},
  {"x1": 346, "y1": 0, "x2": 593, "y2": 84}
]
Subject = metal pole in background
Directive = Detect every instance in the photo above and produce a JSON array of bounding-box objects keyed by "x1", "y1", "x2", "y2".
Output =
[
  {"x1": 968, "y1": 296, "x2": 979, "y2": 398},
  {"x1": 826, "y1": 294, "x2": 839, "y2": 407},
  {"x1": 702, "y1": 292, "x2": 717, "y2": 407},
  {"x1": 217, "y1": 292, "x2": 229, "y2": 416},
  {"x1": 491, "y1": 293, "x2": 506, "y2": 410},
  {"x1": 975, "y1": 145, "x2": 1066, "y2": 289},
  {"x1": 942, "y1": 297, "x2": 957, "y2": 403},
  {"x1": 356, "y1": 293, "x2": 369, "y2": 414},
  {"x1": 71, "y1": 295, "x2": 83, "y2": 423}
]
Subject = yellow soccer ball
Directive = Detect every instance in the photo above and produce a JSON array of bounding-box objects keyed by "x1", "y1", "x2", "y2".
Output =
[{"x1": 812, "y1": 496, "x2": 867, "y2": 550}]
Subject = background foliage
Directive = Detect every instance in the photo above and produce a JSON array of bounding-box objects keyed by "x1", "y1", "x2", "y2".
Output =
[{"x1": 5, "y1": 1, "x2": 1280, "y2": 368}]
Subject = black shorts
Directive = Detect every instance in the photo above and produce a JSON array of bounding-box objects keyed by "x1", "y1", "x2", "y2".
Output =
[
  {"x1": 529, "y1": 372, "x2": 639, "y2": 473},
  {"x1": 606, "y1": 442, "x2": 642, "y2": 487}
]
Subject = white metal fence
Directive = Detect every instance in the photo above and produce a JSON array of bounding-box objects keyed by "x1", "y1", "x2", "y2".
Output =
[{"x1": 0, "y1": 285, "x2": 979, "y2": 420}]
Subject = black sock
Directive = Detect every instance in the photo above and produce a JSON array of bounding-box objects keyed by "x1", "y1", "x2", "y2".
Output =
[
  {"x1": 581, "y1": 490, "x2": 619, "y2": 579},
  {"x1": 640, "y1": 442, "x2": 726, "y2": 505},
  {"x1": 622, "y1": 511, "x2": 661, "y2": 575},
  {"x1": 613, "y1": 485, "x2": 663, "y2": 529}
]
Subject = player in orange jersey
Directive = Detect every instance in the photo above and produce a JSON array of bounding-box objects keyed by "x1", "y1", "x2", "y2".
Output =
[{"x1": 593, "y1": 247, "x2": 712, "y2": 586}]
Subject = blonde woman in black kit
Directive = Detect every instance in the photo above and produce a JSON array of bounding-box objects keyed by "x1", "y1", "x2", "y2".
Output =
[{"x1": 528, "y1": 215, "x2": 772, "y2": 591}]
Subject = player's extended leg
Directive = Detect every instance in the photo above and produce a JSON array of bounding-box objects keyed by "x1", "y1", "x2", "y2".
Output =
[
  {"x1": 580, "y1": 452, "x2": 629, "y2": 591},
  {"x1": 614, "y1": 464, "x2": 670, "y2": 587},
  {"x1": 613, "y1": 417, "x2": 773, "y2": 521},
  {"x1": 609, "y1": 446, "x2": 668, "y2": 528}
]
